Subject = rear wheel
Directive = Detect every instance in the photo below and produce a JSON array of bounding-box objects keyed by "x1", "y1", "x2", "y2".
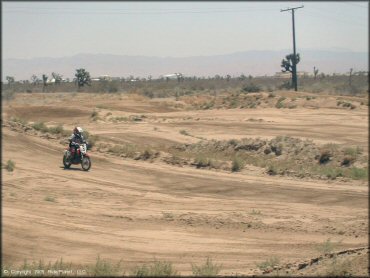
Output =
[
  {"x1": 63, "y1": 152, "x2": 72, "y2": 169},
  {"x1": 81, "y1": 157, "x2": 91, "y2": 171}
]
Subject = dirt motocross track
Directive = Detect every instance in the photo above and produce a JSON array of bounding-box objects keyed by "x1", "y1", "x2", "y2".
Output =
[{"x1": 2, "y1": 92, "x2": 368, "y2": 275}]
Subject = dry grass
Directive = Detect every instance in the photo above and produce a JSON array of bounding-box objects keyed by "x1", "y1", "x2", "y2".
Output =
[{"x1": 191, "y1": 257, "x2": 222, "y2": 276}]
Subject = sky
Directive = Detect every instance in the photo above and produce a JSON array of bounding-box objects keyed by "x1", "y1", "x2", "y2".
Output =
[{"x1": 2, "y1": 1, "x2": 368, "y2": 59}]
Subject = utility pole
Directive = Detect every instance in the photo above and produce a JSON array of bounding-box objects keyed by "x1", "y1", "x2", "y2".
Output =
[{"x1": 281, "y1": 5, "x2": 304, "y2": 91}]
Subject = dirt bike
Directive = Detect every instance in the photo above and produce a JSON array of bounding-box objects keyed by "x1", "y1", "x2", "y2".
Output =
[{"x1": 63, "y1": 142, "x2": 91, "y2": 171}]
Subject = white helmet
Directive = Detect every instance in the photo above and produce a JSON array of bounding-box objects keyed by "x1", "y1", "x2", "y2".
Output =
[{"x1": 73, "y1": 126, "x2": 83, "y2": 136}]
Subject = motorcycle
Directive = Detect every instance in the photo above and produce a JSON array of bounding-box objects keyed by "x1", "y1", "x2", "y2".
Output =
[{"x1": 63, "y1": 142, "x2": 91, "y2": 171}]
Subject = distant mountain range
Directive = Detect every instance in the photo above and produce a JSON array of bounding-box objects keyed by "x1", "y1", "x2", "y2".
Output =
[{"x1": 2, "y1": 49, "x2": 368, "y2": 80}]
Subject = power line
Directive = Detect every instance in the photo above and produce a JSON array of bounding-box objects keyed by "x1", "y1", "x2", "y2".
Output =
[
  {"x1": 342, "y1": 2, "x2": 368, "y2": 8},
  {"x1": 304, "y1": 10, "x2": 366, "y2": 28},
  {"x1": 308, "y1": 6, "x2": 366, "y2": 26},
  {"x1": 281, "y1": 6, "x2": 304, "y2": 92},
  {"x1": 3, "y1": 7, "x2": 278, "y2": 15}
]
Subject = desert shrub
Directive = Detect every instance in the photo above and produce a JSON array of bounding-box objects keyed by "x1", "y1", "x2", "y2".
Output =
[
  {"x1": 242, "y1": 83, "x2": 261, "y2": 93},
  {"x1": 275, "y1": 97, "x2": 286, "y2": 109},
  {"x1": 83, "y1": 130, "x2": 98, "y2": 149},
  {"x1": 316, "y1": 238, "x2": 336, "y2": 254},
  {"x1": 326, "y1": 258, "x2": 353, "y2": 277},
  {"x1": 180, "y1": 129, "x2": 190, "y2": 136},
  {"x1": 277, "y1": 96, "x2": 286, "y2": 102},
  {"x1": 348, "y1": 167, "x2": 368, "y2": 180},
  {"x1": 18, "y1": 258, "x2": 73, "y2": 273},
  {"x1": 194, "y1": 155, "x2": 211, "y2": 168},
  {"x1": 201, "y1": 102, "x2": 214, "y2": 110},
  {"x1": 344, "y1": 146, "x2": 362, "y2": 157},
  {"x1": 3, "y1": 160, "x2": 15, "y2": 172},
  {"x1": 107, "y1": 82, "x2": 119, "y2": 93},
  {"x1": 132, "y1": 260, "x2": 177, "y2": 277},
  {"x1": 2, "y1": 90, "x2": 16, "y2": 101},
  {"x1": 111, "y1": 116, "x2": 128, "y2": 123},
  {"x1": 267, "y1": 164, "x2": 278, "y2": 175},
  {"x1": 310, "y1": 84, "x2": 324, "y2": 93},
  {"x1": 108, "y1": 144, "x2": 137, "y2": 158},
  {"x1": 32, "y1": 122, "x2": 48, "y2": 133},
  {"x1": 228, "y1": 139, "x2": 239, "y2": 146},
  {"x1": 86, "y1": 135, "x2": 98, "y2": 150},
  {"x1": 48, "y1": 124, "x2": 64, "y2": 135},
  {"x1": 140, "y1": 149, "x2": 155, "y2": 160},
  {"x1": 231, "y1": 156, "x2": 245, "y2": 172},
  {"x1": 96, "y1": 104, "x2": 109, "y2": 109},
  {"x1": 88, "y1": 256, "x2": 123, "y2": 276},
  {"x1": 248, "y1": 102, "x2": 257, "y2": 108},
  {"x1": 321, "y1": 167, "x2": 344, "y2": 180},
  {"x1": 91, "y1": 110, "x2": 99, "y2": 118},
  {"x1": 278, "y1": 81, "x2": 292, "y2": 90},
  {"x1": 191, "y1": 258, "x2": 222, "y2": 276},
  {"x1": 44, "y1": 196, "x2": 56, "y2": 202},
  {"x1": 10, "y1": 116, "x2": 28, "y2": 125},
  {"x1": 230, "y1": 99, "x2": 239, "y2": 108},
  {"x1": 142, "y1": 90, "x2": 154, "y2": 98},
  {"x1": 256, "y1": 256, "x2": 280, "y2": 272}
]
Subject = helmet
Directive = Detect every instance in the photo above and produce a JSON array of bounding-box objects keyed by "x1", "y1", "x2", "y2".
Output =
[{"x1": 73, "y1": 126, "x2": 83, "y2": 136}]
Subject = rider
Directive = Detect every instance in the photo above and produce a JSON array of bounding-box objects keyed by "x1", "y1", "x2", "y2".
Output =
[{"x1": 69, "y1": 127, "x2": 85, "y2": 160}]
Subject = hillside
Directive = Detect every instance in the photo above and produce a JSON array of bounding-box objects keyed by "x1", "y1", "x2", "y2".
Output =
[{"x1": 3, "y1": 49, "x2": 368, "y2": 80}]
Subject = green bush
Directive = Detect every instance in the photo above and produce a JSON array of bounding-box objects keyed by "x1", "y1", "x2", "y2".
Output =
[
  {"x1": 180, "y1": 129, "x2": 190, "y2": 136},
  {"x1": 48, "y1": 124, "x2": 64, "y2": 135},
  {"x1": 231, "y1": 156, "x2": 245, "y2": 172},
  {"x1": 44, "y1": 196, "x2": 56, "y2": 202},
  {"x1": 191, "y1": 258, "x2": 222, "y2": 276},
  {"x1": 88, "y1": 256, "x2": 123, "y2": 276},
  {"x1": 267, "y1": 164, "x2": 278, "y2": 175},
  {"x1": 322, "y1": 167, "x2": 344, "y2": 180},
  {"x1": 256, "y1": 257, "x2": 279, "y2": 271},
  {"x1": 348, "y1": 167, "x2": 368, "y2": 180},
  {"x1": 10, "y1": 116, "x2": 27, "y2": 125},
  {"x1": 194, "y1": 155, "x2": 211, "y2": 168},
  {"x1": 316, "y1": 238, "x2": 336, "y2": 254},
  {"x1": 32, "y1": 122, "x2": 48, "y2": 133},
  {"x1": 275, "y1": 97, "x2": 285, "y2": 109},
  {"x1": 3, "y1": 160, "x2": 15, "y2": 172},
  {"x1": 344, "y1": 146, "x2": 362, "y2": 157},
  {"x1": 132, "y1": 260, "x2": 177, "y2": 277},
  {"x1": 242, "y1": 83, "x2": 261, "y2": 93}
]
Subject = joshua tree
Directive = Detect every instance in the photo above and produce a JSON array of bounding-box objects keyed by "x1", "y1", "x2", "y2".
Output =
[
  {"x1": 42, "y1": 74, "x2": 48, "y2": 91},
  {"x1": 281, "y1": 53, "x2": 300, "y2": 89},
  {"x1": 52, "y1": 72, "x2": 63, "y2": 85},
  {"x1": 31, "y1": 75, "x2": 39, "y2": 85},
  {"x1": 75, "y1": 68, "x2": 91, "y2": 89},
  {"x1": 239, "y1": 74, "x2": 247, "y2": 81},
  {"x1": 349, "y1": 68, "x2": 353, "y2": 86},
  {"x1": 313, "y1": 66, "x2": 319, "y2": 79},
  {"x1": 6, "y1": 76, "x2": 15, "y2": 87}
]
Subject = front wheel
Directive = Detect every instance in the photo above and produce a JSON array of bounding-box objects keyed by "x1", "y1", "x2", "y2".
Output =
[
  {"x1": 63, "y1": 152, "x2": 72, "y2": 169},
  {"x1": 81, "y1": 156, "x2": 91, "y2": 171}
]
